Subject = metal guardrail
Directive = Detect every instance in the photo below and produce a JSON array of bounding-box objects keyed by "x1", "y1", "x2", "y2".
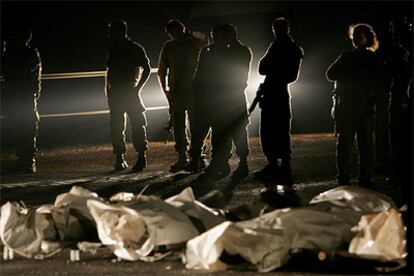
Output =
[
  {"x1": 1, "y1": 68, "x2": 158, "y2": 81},
  {"x1": 0, "y1": 69, "x2": 169, "y2": 119}
]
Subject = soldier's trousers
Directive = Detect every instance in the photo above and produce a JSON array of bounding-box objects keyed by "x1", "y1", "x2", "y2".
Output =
[
  {"x1": 4, "y1": 103, "x2": 39, "y2": 160},
  {"x1": 260, "y1": 107, "x2": 292, "y2": 162},
  {"x1": 107, "y1": 92, "x2": 148, "y2": 154},
  {"x1": 189, "y1": 102, "x2": 210, "y2": 160},
  {"x1": 336, "y1": 112, "x2": 374, "y2": 184},
  {"x1": 232, "y1": 122, "x2": 249, "y2": 158},
  {"x1": 211, "y1": 116, "x2": 233, "y2": 165},
  {"x1": 2, "y1": 98, "x2": 39, "y2": 160},
  {"x1": 171, "y1": 92, "x2": 195, "y2": 154},
  {"x1": 374, "y1": 93, "x2": 390, "y2": 170}
]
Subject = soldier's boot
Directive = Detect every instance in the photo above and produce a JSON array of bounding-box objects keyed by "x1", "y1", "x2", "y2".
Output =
[
  {"x1": 206, "y1": 161, "x2": 231, "y2": 180},
  {"x1": 279, "y1": 159, "x2": 293, "y2": 186},
  {"x1": 254, "y1": 162, "x2": 278, "y2": 180},
  {"x1": 12, "y1": 157, "x2": 36, "y2": 173},
  {"x1": 337, "y1": 175, "x2": 350, "y2": 186},
  {"x1": 132, "y1": 151, "x2": 147, "y2": 172},
  {"x1": 170, "y1": 151, "x2": 189, "y2": 173},
  {"x1": 199, "y1": 154, "x2": 208, "y2": 169},
  {"x1": 232, "y1": 157, "x2": 249, "y2": 179},
  {"x1": 358, "y1": 173, "x2": 374, "y2": 189},
  {"x1": 114, "y1": 153, "x2": 128, "y2": 172},
  {"x1": 184, "y1": 158, "x2": 200, "y2": 173}
]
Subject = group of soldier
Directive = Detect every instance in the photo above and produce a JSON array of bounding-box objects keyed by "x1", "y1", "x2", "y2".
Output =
[
  {"x1": 1, "y1": 17, "x2": 412, "y2": 193},
  {"x1": 103, "y1": 17, "x2": 303, "y2": 184},
  {"x1": 327, "y1": 22, "x2": 412, "y2": 191}
]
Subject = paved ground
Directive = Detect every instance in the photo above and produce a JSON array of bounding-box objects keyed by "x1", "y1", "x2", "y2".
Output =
[{"x1": 0, "y1": 134, "x2": 408, "y2": 275}]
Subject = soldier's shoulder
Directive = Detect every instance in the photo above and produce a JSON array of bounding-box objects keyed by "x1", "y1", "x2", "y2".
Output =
[
  {"x1": 24, "y1": 46, "x2": 41, "y2": 60},
  {"x1": 162, "y1": 39, "x2": 181, "y2": 50},
  {"x1": 163, "y1": 39, "x2": 176, "y2": 47},
  {"x1": 340, "y1": 50, "x2": 354, "y2": 58},
  {"x1": 130, "y1": 40, "x2": 146, "y2": 53},
  {"x1": 32, "y1": 47, "x2": 41, "y2": 56},
  {"x1": 293, "y1": 42, "x2": 304, "y2": 57},
  {"x1": 396, "y1": 44, "x2": 409, "y2": 59},
  {"x1": 240, "y1": 43, "x2": 253, "y2": 57}
]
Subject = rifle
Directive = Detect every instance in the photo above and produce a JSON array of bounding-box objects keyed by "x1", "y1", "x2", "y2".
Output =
[
  {"x1": 248, "y1": 83, "x2": 265, "y2": 115},
  {"x1": 164, "y1": 92, "x2": 174, "y2": 142},
  {"x1": 331, "y1": 81, "x2": 339, "y2": 137}
]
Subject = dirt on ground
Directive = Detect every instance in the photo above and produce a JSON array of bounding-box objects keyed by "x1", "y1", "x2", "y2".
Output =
[{"x1": 0, "y1": 133, "x2": 408, "y2": 275}]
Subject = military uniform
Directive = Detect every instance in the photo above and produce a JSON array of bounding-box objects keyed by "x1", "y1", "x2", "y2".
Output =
[
  {"x1": 257, "y1": 34, "x2": 303, "y2": 182},
  {"x1": 106, "y1": 37, "x2": 150, "y2": 155},
  {"x1": 327, "y1": 48, "x2": 385, "y2": 186},
  {"x1": 158, "y1": 34, "x2": 204, "y2": 156},
  {"x1": 2, "y1": 42, "x2": 41, "y2": 172},
  {"x1": 189, "y1": 39, "x2": 252, "y2": 176},
  {"x1": 189, "y1": 45, "x2": 218, "y2": 164},
  {"x1": 384, "y1": 44, "x2": 410, "y2": 166}
]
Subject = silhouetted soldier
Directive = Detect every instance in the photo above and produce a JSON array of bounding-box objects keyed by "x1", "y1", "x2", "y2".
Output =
[
  {"x1": 210, "y1": 24, "x2": 252, "y2": 179},
  {"x1": 187, "y1": 24, "x2": 252, "y2": 179},
  {"x1": 1, "y1": 27, "x2": 41, "y2": 173},
  {"x1": 105, "y1": 20, "x2": 151, "y2": 172},
  {"x1": 379, "y1": 20, "x2": 411, "y2": 182},
  {"x1": 186, "y1": 24, "x2": 226, "y2": 174},
  {"x1": 254, "y1": 18, "x2": 303, "y2": 185},
  {"x1": 157, "y1": 19, "x2": 207, "y2": 172},
  {"x1": 326, "y1": 23, "x2": 385, "y2": 187}
]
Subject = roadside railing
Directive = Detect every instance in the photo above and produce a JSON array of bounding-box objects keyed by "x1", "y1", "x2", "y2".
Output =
[{"x1": 0, "y1": 69, "x2": 169, "y2": 119}]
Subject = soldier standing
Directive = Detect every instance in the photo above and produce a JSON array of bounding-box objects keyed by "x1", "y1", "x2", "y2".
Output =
[
  {"x1": 208, "y1": 24, "x2": 252, "y2": 179},
  {"x1": 105, "y1": 20, "x2": 151, "y2": 172},
  {"x1": 254, "y1": 18, "x2": 303, "y2": 185},
  {"x1": 157, "y1": 19, "x2": 207, "y2": 172},
  {"x1": 186, "y1": 24, "x2": 252, "y2": 179},
  {"x1": 2, "y1": 27, "x2": 42, "y2": 173},
  {"x1": 381, "y1": 21, "x2": 411, "y2": 182},
  {"x1": 326, "y1": 23, "x2": 385, "y2": 187},
  {"x1": 186, "y1": 24, "x2": 226, "y2": 174}
]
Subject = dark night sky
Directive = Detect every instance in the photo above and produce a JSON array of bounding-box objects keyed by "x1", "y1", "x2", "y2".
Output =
[{"x1": 1, "y1": 1, "x2": 413, "y2": 145}]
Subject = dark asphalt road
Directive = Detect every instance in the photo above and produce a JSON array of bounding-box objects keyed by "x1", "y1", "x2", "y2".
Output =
[{"x1": 0, "y1": 135, "x2": 409, "y2": 275}]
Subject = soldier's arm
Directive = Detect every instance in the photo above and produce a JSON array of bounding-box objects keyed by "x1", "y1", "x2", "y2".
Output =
[
  {"x1": 289, "y1": 46, "x2": 304, "y2": 83},
  {"x1": 104, "y1": 68, "x2": 110, "y2": 96},
  {"x1": 191, "y1": 31, "x2": 209, "y2": 50},
  {"x1": 104, "y1": 51, "x2": 110, "y2": 96},
  {"x1": 136, "y1": 48, "x2": 151, "y2": 91},
  {"x1": 326, "y1": 52, "x2": 347, "y2": 82},
  {"x1": 241, "y1": 46, "x2": 253, "y2": 86},
  {"x1": 192, "y1": 47, "x2": 208, "y2": 88},
  {"x1": 258, "y1": 43, "x2": 273, "y2": 76},
  {"x1": 33, "y1": 49, "x2": 42, "y2": 100},
  {"x1": 157, "y1": 44, "x2": 169, "y2": 95}
]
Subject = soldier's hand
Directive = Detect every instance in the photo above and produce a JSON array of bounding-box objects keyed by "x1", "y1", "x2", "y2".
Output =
[{"x1": 164, "y1": 90, "x2": 171, "y2": 100}]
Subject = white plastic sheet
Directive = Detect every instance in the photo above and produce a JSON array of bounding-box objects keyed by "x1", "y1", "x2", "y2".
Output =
[
  {"x1": 0, "y1": 202, "x2": 58, "y2": 258},
  {"x1": 87, "y1": 195, "x2": 201, "y2": 261},
  {"x1": 349, "y1": 208, "x2": 407, "y2": 261},
  {"x1": 309, "y1": 186, "x2": 396, "y2": 212},
  {"x1": 0, "y1": 186, "x2": 101, "y2": 258},
  {"x1": 165, "y1": 187, "x2": 225, "y2": 231},
  {"x1": 185, "y1": 186, "x2": 405, "y2": 272},
  {"x1": 185, "y1": 207, "x2": 358, "y2": 272}
]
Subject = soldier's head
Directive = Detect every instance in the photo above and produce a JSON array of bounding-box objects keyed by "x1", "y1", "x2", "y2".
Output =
[
  {"x1": 224, "y1": 24, "x2": 238, "y2": 43},
  {"x1": 7, "y1": 27, "x2": 32, "y2": 46},
  {"x1": 211, "y1": 23, "x2": 229, "y2": 47},
  {"x1": 272, "y1": 17, "x2": 290, "y2": 38},
  {"x1": 349, "y1": 23, "x2": 379, "y2": 52},
  {"x1": 108, "y1": 20, "x2": 128, "y2": 43},
  {"x1": 165, "y1": 19, "x2": 185, "y2": 40}
]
